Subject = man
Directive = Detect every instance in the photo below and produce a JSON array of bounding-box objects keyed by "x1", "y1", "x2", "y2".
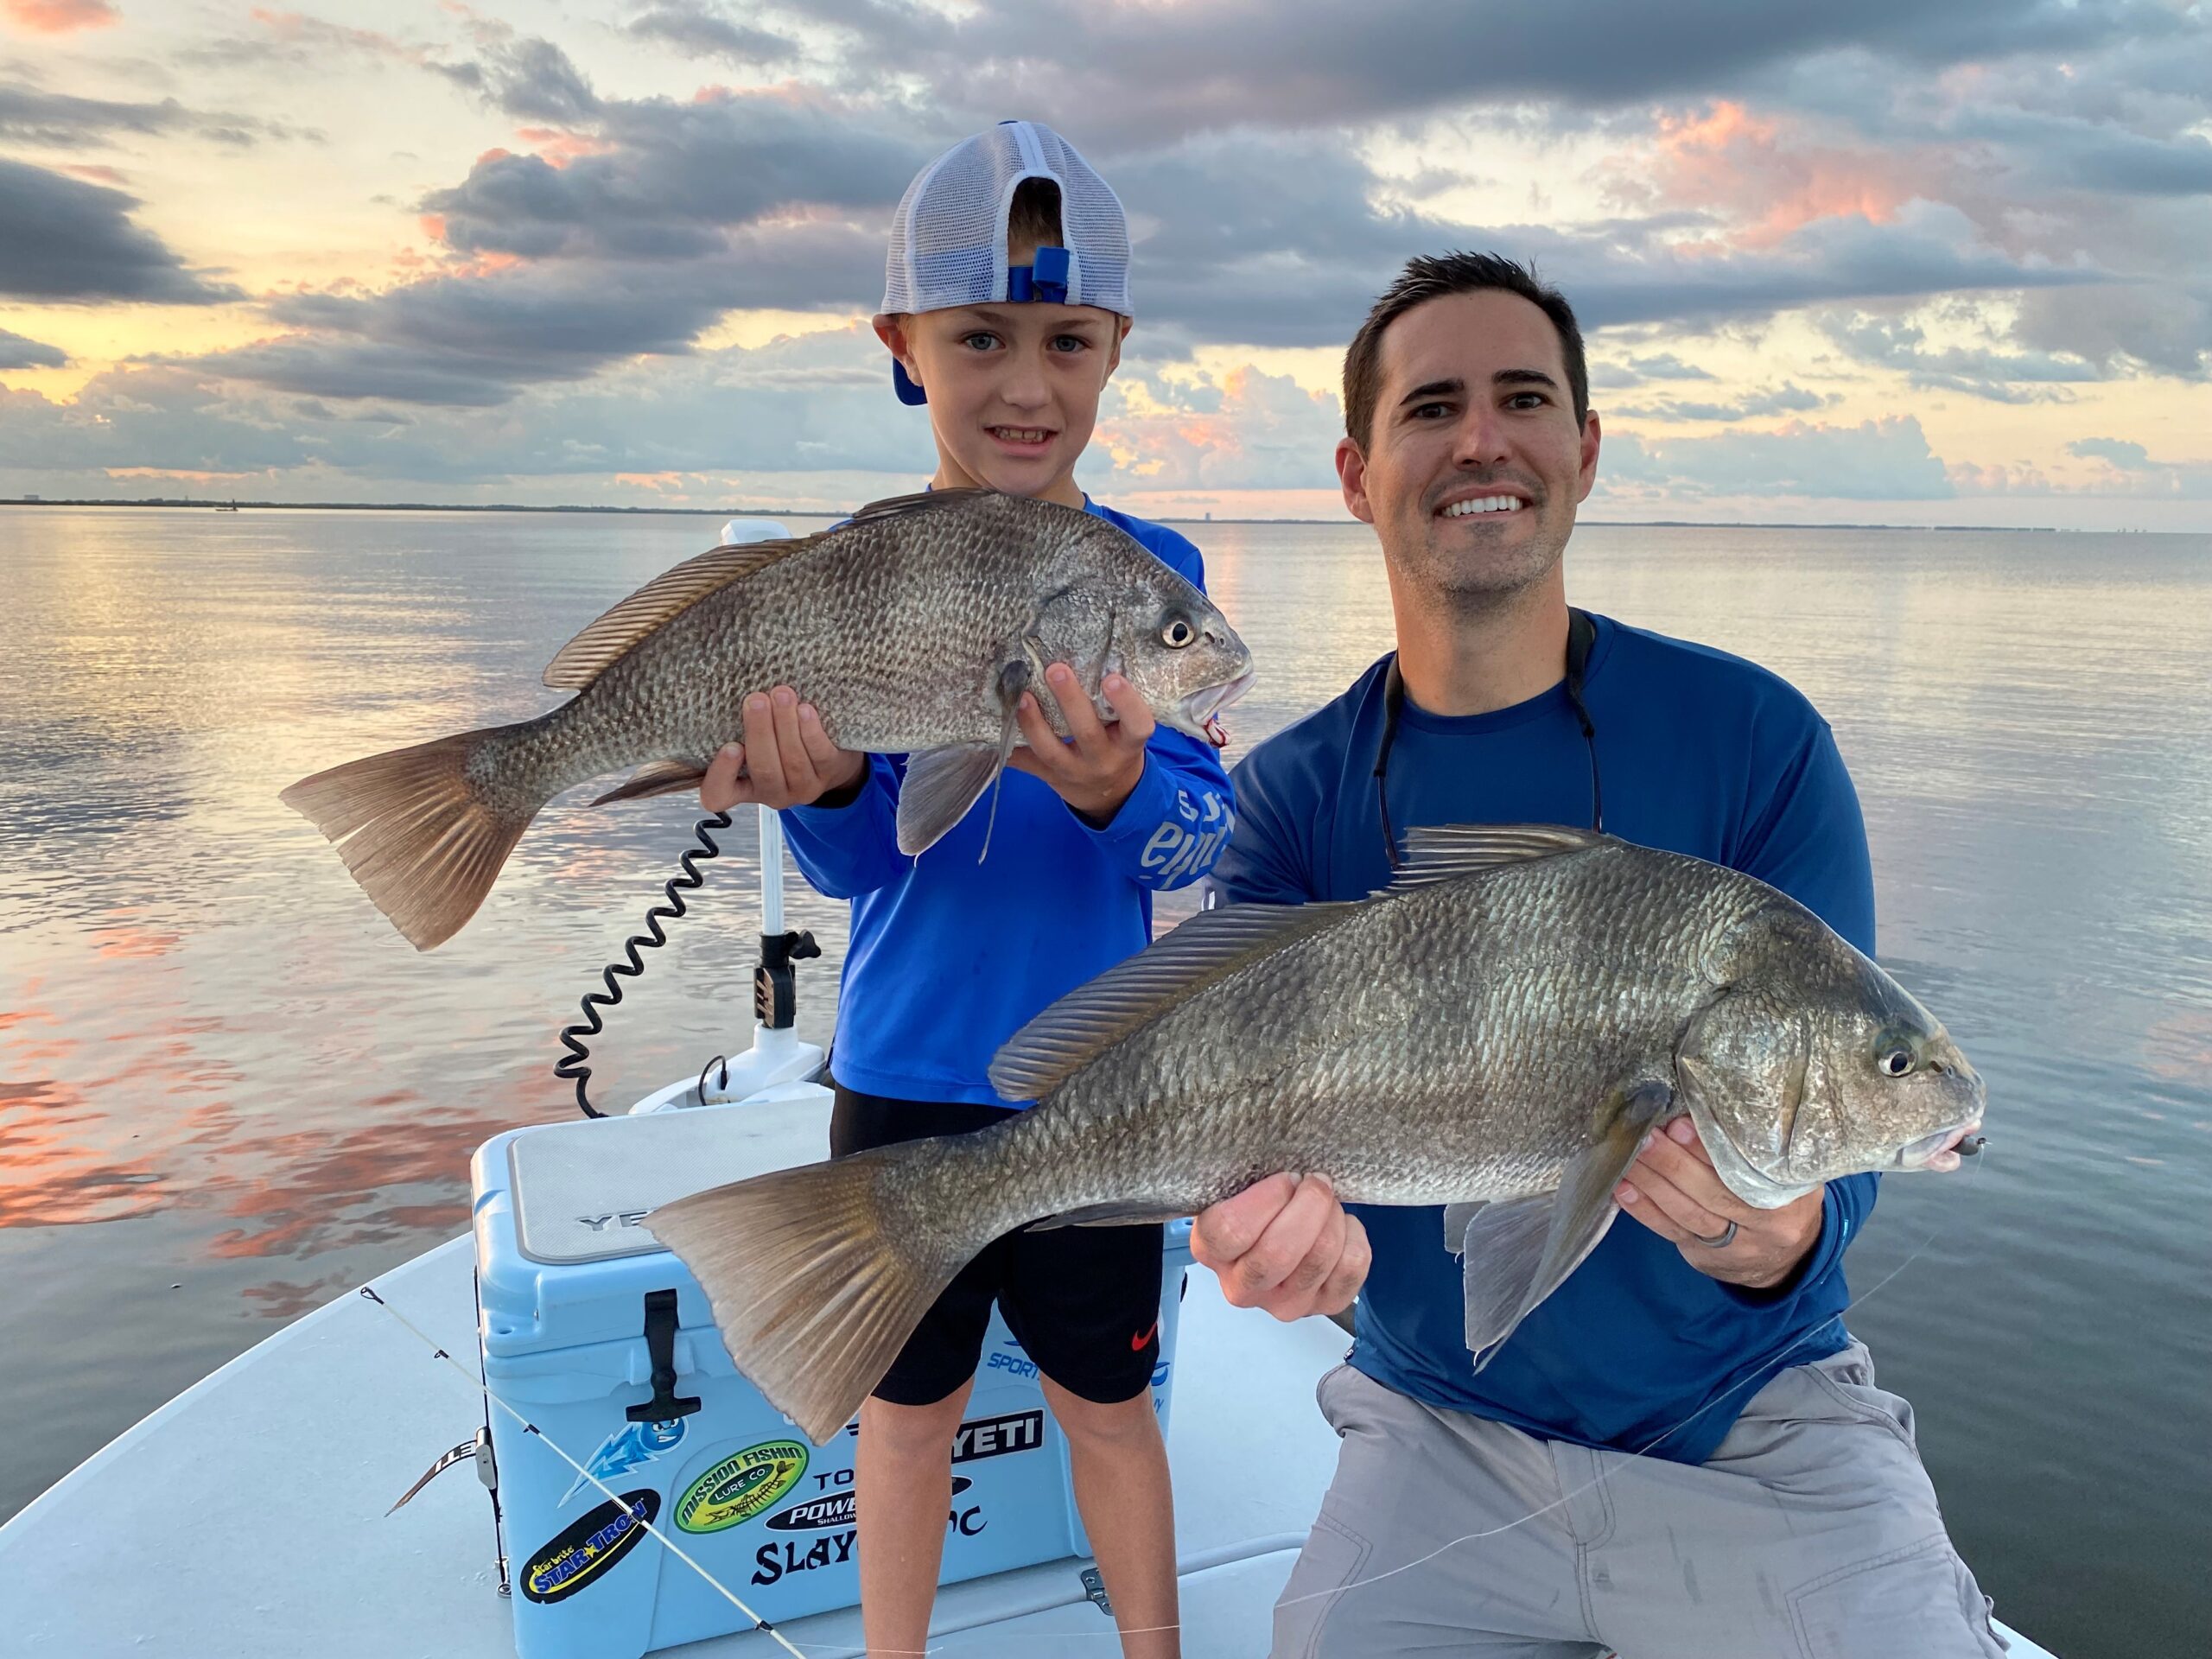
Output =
[{"x1": 1190, "y1": 252, "x2": 2004, "y2": 1658}]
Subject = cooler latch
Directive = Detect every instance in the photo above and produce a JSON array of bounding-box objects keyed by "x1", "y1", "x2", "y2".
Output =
[{"x1": 626, "y1": 1289, "x2": 702, "y2": 1423}]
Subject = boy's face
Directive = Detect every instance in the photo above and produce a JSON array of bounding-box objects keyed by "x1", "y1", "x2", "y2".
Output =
[
  {"x1": 875, "y1": 281, "x2": 1129, "y2": 506},
  {"x1": 1337, "y1": 287, "x2": 1600, "y2": 605}
]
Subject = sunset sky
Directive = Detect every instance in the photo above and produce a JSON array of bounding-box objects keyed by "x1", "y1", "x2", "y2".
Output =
[{"x1": 2, "y1": 0, "x2": 2207, "y2": 526}]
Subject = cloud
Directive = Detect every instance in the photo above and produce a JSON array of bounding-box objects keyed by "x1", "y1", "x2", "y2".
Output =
[
  {"x1": 3, "y1": 0, "x2": 118, "y2": 35},
  {"x1": 422, "y1": 85, "x2": 926, "y2": 263},
  {"x1": 0, "y1": 160, "x2": 245, "y2": 302},
  {"x1": 176, "y1": 10, "x2": 435, "y2": 72},
  {"x1": 762, "y1": 0, "x2": 2170, "y2": 149},
  {"x1": 0, "y1": 326, "x2": 66, "y2": 367},
  {"x1": 0, "y1": 78, "x2": 315, "y2": 146},
  {"x1": 431, "y1": 34, "x2": 602, "y2": 123},
  {"x1": 1599, "y1": 414, "x2": 1954, "y2": 500},
  {"x1": 2062, "y1": 435, "x2": 2212, "y2": 496},
  {"x1": 625, "y1": 2, "x2": 798, "y2": 66},
  {"x1": 2069, "y1": 436, "x2": 2150, "y2": 467},
  {"x1": 194, "y1": 217, "x2": 881, "y2": 403},
  {"x1": 1823, "y1": 310, "x2": 2107, "y2": 398},
  {"x1": 1589, "y1": 353, "x2": 1719, "y2": 389},
  {"x1": 1095, "y1": 363, "x2": 1344, "y2": 492},
  {"x1": 1611, "y1": 383, "x2": 1830, "y2": 421},
  {"x1": 1, "y1": 326, "x2": 933, "y2": 484}
]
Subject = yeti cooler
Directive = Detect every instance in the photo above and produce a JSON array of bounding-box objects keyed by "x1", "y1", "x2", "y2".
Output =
[{"x1": 471, "y1": 1104, "x2": 1192, "y2": 1659}]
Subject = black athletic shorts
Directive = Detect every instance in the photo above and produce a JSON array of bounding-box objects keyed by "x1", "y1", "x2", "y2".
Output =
[{"x1": 830, "y1": 1083, "x2": 1165, "y2": 1408}]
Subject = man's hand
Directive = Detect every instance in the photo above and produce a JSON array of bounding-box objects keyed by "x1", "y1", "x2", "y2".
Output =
[
  {"x1": 1191, "y1": 1173, "x2": 1370, "y2": 1321},
  {"x1": 700, "y1": 686, "x2": 867, "y2": 812},
  {"x1": 1616, "y1": 1116, "x2": 1824, "y2": 1291},
  {"x1": 1007, "y1": 663, "x2": 1153, "y2": 826}
]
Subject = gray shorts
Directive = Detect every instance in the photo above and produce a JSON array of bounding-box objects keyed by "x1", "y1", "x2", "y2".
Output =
[{"x1": 1272, "y1": 1342, "x2": 2008, "y2": 1659}]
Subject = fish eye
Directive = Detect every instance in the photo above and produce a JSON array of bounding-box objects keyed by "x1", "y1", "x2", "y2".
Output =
[
  {"x1": 1161, "y1": 618, "x2": 1196, "y2": 648},
  {"x1": 1879, "y1": 1048, "x2": 1916, "y2": 1077}
]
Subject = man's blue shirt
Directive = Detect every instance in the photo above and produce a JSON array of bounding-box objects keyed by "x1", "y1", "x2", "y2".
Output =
[
  {"x1": 782, "y1": 501, "x2": 1235, "y2": 1108},
  {"x1": 1209, "y1": 613, "x2": 1878, "y2": 1463}
]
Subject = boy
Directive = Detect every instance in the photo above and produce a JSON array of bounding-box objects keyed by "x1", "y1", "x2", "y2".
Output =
[{"x1": 700, "y1": 121, "x2": 1229, "y2": 1659}]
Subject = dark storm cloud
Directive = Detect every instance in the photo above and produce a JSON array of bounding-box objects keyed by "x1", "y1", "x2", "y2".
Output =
[
  {"x1": 765, "y1": 0, "x2": 2171, "y2": 144},
  {"x1": 423, "y1": 89, "x2": 927, "y2": 261},
  {"x1": 193, "y1": 219, "x2": 880, "y2": 404},
  {"x1": 0, "y1": 327, "x2": 67, "y2": 369},
  {"x1": 626, "y1": 3, "x2": 799, "y2": 66},
  {"x1": 0, "y1": 160, "x2": 244, "y2": 303}
]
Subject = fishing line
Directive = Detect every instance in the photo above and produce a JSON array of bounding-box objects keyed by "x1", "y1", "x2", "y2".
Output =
[
  {"x1": 554, "y1": 810, "x2": 733, "y2": 1119},
  {"x1": 981, "y1": 1151, "x2": 1991, "y2": 1649},
  {"x1": 1272, "y1": 1148, "x2": 1991, "y2": 1619},
  {"x1": 358, "y1": 1284, "x2": 836, "y2": 1658}
]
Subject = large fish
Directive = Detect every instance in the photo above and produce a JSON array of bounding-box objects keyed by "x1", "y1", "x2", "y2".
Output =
[
  {"x1": 282, "y1": 489, "x2": 1253, "y2": 949},
  {"x1": 647, "y1": 825, "x2": 1987, "y2": 1443}
]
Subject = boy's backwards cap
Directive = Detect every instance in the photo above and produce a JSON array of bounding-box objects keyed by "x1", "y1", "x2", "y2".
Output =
[{"x1": 882, "y1": 120, "x2": 1131, "y2": 406}]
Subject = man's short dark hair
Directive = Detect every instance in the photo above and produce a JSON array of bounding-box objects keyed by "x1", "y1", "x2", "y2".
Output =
[{"x1": 1342, "y1": 251, "x2": 1589, "y2": 447}]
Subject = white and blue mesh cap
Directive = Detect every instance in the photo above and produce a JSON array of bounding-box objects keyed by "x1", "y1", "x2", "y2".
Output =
[{"x1": 881, "y1": 120, "x2": 1132, "y2": 321}]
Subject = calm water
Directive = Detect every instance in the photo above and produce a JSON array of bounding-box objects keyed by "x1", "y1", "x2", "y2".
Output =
[{"x1": 2, "y1": 506, "x2": 2206, "y2": 1656}]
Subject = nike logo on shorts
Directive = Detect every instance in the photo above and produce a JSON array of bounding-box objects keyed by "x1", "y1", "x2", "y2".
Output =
[{"x1": 1131, "y1": 1320, "x2": 1159, "y2": 1351}]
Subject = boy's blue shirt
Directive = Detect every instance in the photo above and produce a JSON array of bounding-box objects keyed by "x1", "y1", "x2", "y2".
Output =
[
  {"x1": 1208, "y1": 613, "x2": 1879, "y2": 1464},
  {"x1": 781, "y1": 500, "x2": 1235, "y2": 1108}
]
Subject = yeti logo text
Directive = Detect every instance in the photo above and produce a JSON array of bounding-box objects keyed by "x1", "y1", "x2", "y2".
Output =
[{"x1": 575, "y1": 1211, "x2": 651, "y2": 1232}]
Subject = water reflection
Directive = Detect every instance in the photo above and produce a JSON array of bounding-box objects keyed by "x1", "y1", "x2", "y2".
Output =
[{"x1": 1, "y1": 506, "x2": 2207, "y2": 1655}]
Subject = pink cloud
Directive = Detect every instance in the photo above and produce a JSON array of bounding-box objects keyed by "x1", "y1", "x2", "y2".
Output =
[
  {"x1": 3, "y1": 0, "x2": 119, "y2": 33},
  {"x1": 1635, "y1": 100, "x2": 1922, "y2": 250}
]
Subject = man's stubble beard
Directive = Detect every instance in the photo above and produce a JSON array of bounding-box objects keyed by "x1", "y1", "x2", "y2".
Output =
[{"x1": 1387, "y1": 508, "x2": 1573, "y2": 620}]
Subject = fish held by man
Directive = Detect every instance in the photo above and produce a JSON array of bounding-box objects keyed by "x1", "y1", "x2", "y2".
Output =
[
  {"x1": 279, "y1": 489, "x2": 1254, "y2": 950},
  {"x1": 646, "y1": 825, "x2": 1987, "y2": 1444}
]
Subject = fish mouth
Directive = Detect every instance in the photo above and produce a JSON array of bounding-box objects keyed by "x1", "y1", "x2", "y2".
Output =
[
  {"x1": 1895, "y1": 1120, "x2": 1985, "y2": 1174},
  {"x1": 1177, "y1": 669, "x2": 1255, "y2": 747}
]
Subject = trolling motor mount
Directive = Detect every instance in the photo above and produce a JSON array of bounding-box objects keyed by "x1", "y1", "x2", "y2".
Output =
[{"x1": 753, "y1": 930, "x2": 821, "y2": 1030}]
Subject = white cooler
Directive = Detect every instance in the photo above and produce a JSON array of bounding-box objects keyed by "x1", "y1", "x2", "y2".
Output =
[{"x1": 469, "y1": 1104, "x2": 1192, "y2": 1659}]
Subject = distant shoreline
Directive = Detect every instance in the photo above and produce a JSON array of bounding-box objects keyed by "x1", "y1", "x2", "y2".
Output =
[{"x1": 0, "y1": 497, "x2": 2094, "y2": 532}]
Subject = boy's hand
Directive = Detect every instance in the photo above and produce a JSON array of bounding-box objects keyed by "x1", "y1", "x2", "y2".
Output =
[
  {"x1": 1007, "y1": 664, "x2": 1152, "y2": 826},
  {"x1": 1192, "y1": 1173, "x2": 1370, "y2": 1321},
  {"x1": 700, "y1": 686, "x2": 867, "y2": 812}
]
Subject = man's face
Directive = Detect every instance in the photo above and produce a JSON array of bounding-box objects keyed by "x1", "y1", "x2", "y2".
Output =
[
  {"x1": 876, "y1": 284, "x2": 1128, "y2": 501},
  {"x1": 1337, "y1": 288, "x2": 1600, "y2": 604}
]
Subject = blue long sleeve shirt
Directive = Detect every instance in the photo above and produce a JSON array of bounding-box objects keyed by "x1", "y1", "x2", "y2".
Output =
[
  {"x1": 1208, "y1": 614, "x2": 1878, "y2": 1463},
  {"x1": 782, "y1": 500, "x2": 1235, "y2": 1108}
]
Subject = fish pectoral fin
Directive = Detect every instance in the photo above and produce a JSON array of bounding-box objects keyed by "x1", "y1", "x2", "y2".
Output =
[
  {"x1": 1028, "y1": 1201, "x2": 1192, "y2": 1230},
  {"x1": 1442, "y1": 1200, "x2": 1489, "y2": 1249},
  {"x1": 895, "y1": 743, "x2": 1002, "y2": 856},
  {"x1": 1453, "y1": 1195, "x2": 1556, "y2": 1368},
  {"x1": 590, "y1": 759, "x2": 710, "y2": 806},
  {"x1": 1457, "y1": 1078, "x2": 1674, "y2": 1372}
]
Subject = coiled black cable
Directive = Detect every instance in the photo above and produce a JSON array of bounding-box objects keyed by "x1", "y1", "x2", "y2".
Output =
[{"x1": 555, "y1": 810, "x2": 732, "y2": 1119}]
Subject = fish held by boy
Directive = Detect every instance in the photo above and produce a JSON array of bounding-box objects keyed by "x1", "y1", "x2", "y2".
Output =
[
  {"x1": 280, "y1": 488, "x2": 1254, "y2": 950},
  {"x1": 645, "y1": 825, "x2": 1987, "y2": 1444}
]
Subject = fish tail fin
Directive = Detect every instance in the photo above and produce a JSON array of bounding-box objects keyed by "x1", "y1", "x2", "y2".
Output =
[
  {"x1": 645, "y1": 1145, "x2": 993, "y2": 1444},
  {"x1": 280, "y1": 718, "x2": 553, "y2": 950}
]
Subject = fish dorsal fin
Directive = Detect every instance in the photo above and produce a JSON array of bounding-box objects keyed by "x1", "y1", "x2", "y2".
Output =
[
  {"x1": 1384, "y1": 823, "x2": 1609, "y2": 893},
  {"x1": 543, "y1": 539, "x2": 805, "y2": 690},
  {"x1": 847, "y1": 485, "x2": 995, "y2": 523},
  {"x1": 988, "y1": 900, "x2": 1358, "y2": 1102},
  {"x1": 542, "y1": 489, "x2": 1003, "y2": 690}
]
